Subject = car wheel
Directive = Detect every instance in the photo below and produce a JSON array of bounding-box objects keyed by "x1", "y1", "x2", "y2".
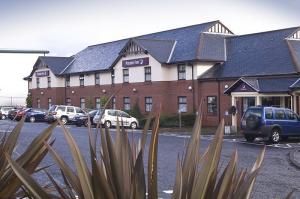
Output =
[
  {"x1": 84, "y1": 120, "x2": 89, "y2": 127},
  {"x1": 269, "y1": 128, "x2": 281, "y2": 144},
  {"x1": 1, "y1": 115, "x2": 6, "y2": 120},
  {"x1": 61, "y1": 117, "x2": 68, "y2": 125},
  {"x1": 245, "y1": 135, "x2": 255, "y2": 142},
  {"x1": 105, "y1": 121, "x2": 111, "y2": 128},
  {"x1": 130, "y1": 122, "x2": 137, "y2": 129},
  {"x1": 29, "y1": 116, "x2": 36, "y2": 123}
]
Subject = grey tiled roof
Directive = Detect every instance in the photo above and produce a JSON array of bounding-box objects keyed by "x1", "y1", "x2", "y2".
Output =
[
  {"x1": 225, "y1": 77, "x2": 299, "y2": 94},
  {"x1": 290, "y1": 78, "x2": 300, "y2": 89},
  {"x1": 200, "y1": 28, "x2": 300, "y2": 79},
  {"x1": 138, "y1": 21, "x2": 217, "y2": 63},
  {"x1": 133, "y1": 38, "x2": 176, "y2": 63},
  {"x1": 39, "y1": 56, "x2": 73, "y2": 75},
  {"x1": 63, "y1": 39, "x2": 128, "y2": 74},
  {"x1": 197, "y1": 33, "x2": 228, "y2": 61},
  {"x1": 62, "y1": 21, "x2": 217, "y2": 74},
  {"x1": 287, "y1": 39, "x2": 300, "y2": 71}
]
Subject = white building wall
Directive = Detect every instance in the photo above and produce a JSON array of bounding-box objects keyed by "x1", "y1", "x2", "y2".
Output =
[
  {"x1": 100, "y1": 72, "x2": 112, "y2": 85},
  {"x1": 31, "y1": 68, "x2": 65, "y2": 88},
  {"x1": 194, "y1": 63, "x2": 215, "y2": 79},
  {"x1": 84, "y1": 74, "x2": 95, "y2": 86}
]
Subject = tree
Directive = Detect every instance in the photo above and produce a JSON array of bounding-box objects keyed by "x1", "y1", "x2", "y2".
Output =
[{"x1": 26, "y1": 94, "x2": 32, "y2": 108}]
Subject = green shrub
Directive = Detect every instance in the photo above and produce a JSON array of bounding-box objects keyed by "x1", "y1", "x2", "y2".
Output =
[{"x1": 159, "y1": 113, "x2": 196, "y2": 128}]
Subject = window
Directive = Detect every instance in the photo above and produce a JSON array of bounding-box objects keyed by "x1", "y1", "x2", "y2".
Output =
[
  {"x1": 66, "y1": 98, "x2": 71, "y2": 106},
  {"x1": 178, "y1": 96, "x2": 187, "y2": 113},
  {"x1": 265, "y1": 108, "x2": 273, "y2": 119},
  {"x1": 111, "y1": 70, "x2": 115, "y2": 85},
  {"x1": 123, "y1": 69, "x2": 129, "y2": 83},
  {"x1": 67, "y1": 107, "x2": 75, "y2": 113},
  {"x1": 145, "y1": 67, "x2": 151, "y2": 82},
  {"x1": 123, "y1": 97, "x2": 130, "y2": 111},
  {"x1": 47, "y1": 77, "x2": 51, "y2": 88},
  {"x1": 285, "y1": 110, "x2": 298, "y2": 121},
  {"x1": 95, "y1": 97, "x2": 101, "y2": 109},
  {"x1": 145, "y1": 97, "x2": 153, "y2": 112},
  {"x1": 36, "y1": 78, "x2": 40, "y2": 88},
  {"x1": 95, "y1": 73, "x2": 100, "y2": 85},
  {"x1": 65, "y1": 76, "x2": 70, "y2": 87},
  {"x1": 48, "y1": 98, "x2": 52, "y2": 109},
  {"x1": 79, "y1": 74, "x2": 84, "y2": 86},
  {"x1": 37, "y1": 98, "x2": 40, "y2": 108},
  {"x1": 207, "y1": 96, "x2": 217, "y2": 114},
  {"x1": 80, "y1": 98, "x2": 85, "y2": 109},
  {"x1": 76, "y1": 107, "x2": 84, "y2": 114},
  {"x1": 275, "y1": 110, "x2": 285, "y2": 120},
  {"x1": 178, "y1": 65, "x2": 186, "y2": 80},
  {"x1": 57, "y1": 106, "x2": 66, "y2": 112},
  {"x1": 112, "y1": 97, "x2": 116, "y2": 109}
]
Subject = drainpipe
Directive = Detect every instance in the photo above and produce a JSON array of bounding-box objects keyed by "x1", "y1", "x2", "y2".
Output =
[
  {"x1": 217, "y1": 80, "x2": 221, "y2": 123},
  {"x1": 192, "y1": 64, "x2": 195, "y2": 112}
]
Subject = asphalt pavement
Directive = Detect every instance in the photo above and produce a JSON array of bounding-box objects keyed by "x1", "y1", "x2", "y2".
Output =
[{"x1": 1, "y1": 120, "x2": 300, "y2": 199}]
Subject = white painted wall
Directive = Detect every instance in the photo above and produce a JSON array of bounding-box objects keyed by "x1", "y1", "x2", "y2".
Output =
[
  {"x1": 31, "y1": 68, "x2": 65, "y2": 88},
  {"x1": 30, "y1": 55, "x2": 217, "y2": 89},
  {"x1": 194, "y1": 63, "x2": 215, "y2": 79}
]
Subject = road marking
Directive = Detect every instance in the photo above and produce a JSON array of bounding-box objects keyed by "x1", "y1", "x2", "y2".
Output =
[{"x1": 163, "y1": 190, "x2": 173, "y2": 194}]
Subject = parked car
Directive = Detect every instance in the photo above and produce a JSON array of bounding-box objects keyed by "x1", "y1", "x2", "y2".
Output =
[
  {"x1": 8, "y1": 107, "x2": 23, "y2": 120},
  {"x1": 15, "y1": 108, "x2": 30, "y2": 121},
  {"x1": 46, "y1": 105, "x2": 86, "y2": 124},
  {"x1": 0, "y1": 106, "x2": 14, "y2": 120},
  {"x1": 241, "y1": 106, "x2": 300, "y2": 143},
  {"x1": 74, "y1": 110, "x2": 98, "y2": 127},
  {"x1": 25, "y1": 108, "x2": 48, "y2": 122},
  {"x1": 0, "y1": 111, "x2": 2, "y2": 120},
  {"x1": 93, "y1": 109, "x2": 139, "y2": 129}
]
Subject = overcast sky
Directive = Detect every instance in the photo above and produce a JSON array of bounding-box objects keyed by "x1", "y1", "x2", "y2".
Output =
[{"x1": 0, "y1": 0, "x2": 299, "y2": 105}]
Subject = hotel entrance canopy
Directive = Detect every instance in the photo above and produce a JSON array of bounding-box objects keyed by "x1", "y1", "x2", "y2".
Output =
[{"x1": 224, "y1": 77, "x2": 300, "y2": 131}]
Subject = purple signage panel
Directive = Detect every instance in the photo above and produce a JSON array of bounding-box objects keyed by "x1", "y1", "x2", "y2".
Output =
[
  {"x1": 234, "y1": 82, "x2": 255, "y2": 92},
  {"x1": 122, "y1": 57, "x2": 149, "y2": 67},
  {"x1": 36, "y1": 70, "x2": 50, "y2": 77}
]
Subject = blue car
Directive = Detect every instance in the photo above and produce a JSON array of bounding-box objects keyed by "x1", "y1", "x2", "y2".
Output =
[
  {"x1": 241, "y1": 106, "x2": 300, "y2": 143},
  {"x1": 25, "y1": 108, "x2": 48, "y2": 123}
]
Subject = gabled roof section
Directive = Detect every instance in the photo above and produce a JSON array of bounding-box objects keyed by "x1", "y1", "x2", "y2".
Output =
[
  {"x1": 133, "y1": 38, "x2": 176, "y2": 63},
  {"x1": 39, "y1": 56, "x2": 74, "y2": 75},
  {"x1": 137, "y1": 21, "x2": 218, "y2": 63},
  {"x1": 200, "y1": 27, "x2": 300, "y2": 79},
  {"x1": 63, "y1": 39, "x2": 129, "y2": 75},
  {"x1": 61, "y1": 21, "x2": 221, "y2": 74},
  {"x1": 287, "y1": 28, "x2": 300, "y2": 40},
  {"x1": 197, "y1": 33, "x2": 229, "y2": 61},
  {"x1": 25, "y1": 56, "x2": 73, "y2": 79},
  {"x1": 224, "y1": 77, "x2": 299, "y2": 94},
  {"x1": 286, "y1": 39, "x2": 300, "y2": 71},
  {"x1": 205, "y1": 21, "x2": 234, "y2": 35}
]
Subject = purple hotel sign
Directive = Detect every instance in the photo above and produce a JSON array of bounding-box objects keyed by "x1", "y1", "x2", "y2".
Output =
[
  {"x1": 36, "y1": 70, "x2": 50, "y2": 77},
  {"x1": 234, "y1": 82, "x2": 255, "y2": 92},
  {"x1": 122, "y1": 57, "x2": 149, "y2": 67}
]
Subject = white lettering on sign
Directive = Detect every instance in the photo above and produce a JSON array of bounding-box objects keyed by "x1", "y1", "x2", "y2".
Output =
[
  {"x1": 36, "y1": 70, "x2": 50, "y2": 77},
  {"x1": 122, "y1": 57, "x2": 149, "y2": 67}
]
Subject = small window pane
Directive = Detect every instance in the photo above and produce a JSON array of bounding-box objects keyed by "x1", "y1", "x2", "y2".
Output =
[
  {"x1": 95, "y1": 73, "x2": 100, "y2": 85},
  {"x1": 123, "y1": 69, "x2": 129, "y2": 83},
  {"x1": 124, "y1": 97, "x2": 130, "y2": 110},
  {"x1": 178, "y1": 96, "x2": 187, "y2": 112},
  {"x1": 80, "y1": 98, "x2": 85, "y2": 109},
  {"x1": 207, "y1": 96, "x2": 217, "y2": 114},
  {"x1": 274, "y1": 110, "x2": 285, "y2": 120},
  {"x1": 265, "y1": 108, "x2": 273, "y2": 119},
  {"x1": 145, "y1": 97, "x2": 153, "y2": 112},
  {"x1": 285, "y1": 110, "x2": 298, "y2": 120},
  {"x1": 67, "y1": 107, "x2": 74, "y2": 113}
]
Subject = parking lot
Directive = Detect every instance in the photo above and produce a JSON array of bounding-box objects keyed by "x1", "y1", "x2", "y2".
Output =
[{"x1": 1, "y1": 119, "x2": 300, "y2": 199}]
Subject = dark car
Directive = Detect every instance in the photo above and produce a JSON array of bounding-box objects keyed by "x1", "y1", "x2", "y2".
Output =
[
  {"x1": 241, "y1": 106, "x2": 300, "y2": 143},
  {"x1": 74, "y1": 110, "x2": 98, "y2": 127},
  {"x1": 25, "y1": 108, "x2": 48, "y2": 122},
  {"x1": 8, "y1": 107, "x2": 24, "y2": 120}
]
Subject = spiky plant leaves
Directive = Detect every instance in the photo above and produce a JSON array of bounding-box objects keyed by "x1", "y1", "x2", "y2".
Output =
[
  {"x1": 0, "y1": 120, "x2": 57, "y2": 198},
  {"x1": 5, "y1": 153, "x2": 51, "y2": 199},
  {"x1": 148, "y1": 111, "x2": 160, "y2": 199},
  {"x1": 132, "y1": 150, "x2": 146, "y2": 199},
  {"x1": 57, "y1": 120, "x2": 94, "y2": 199},
  {"x1": 45, "y1": 142, "x2": 83, "y2": 198},
  {"x1": 45, "y1": 170, "x2": 71, "y2": 199}
]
